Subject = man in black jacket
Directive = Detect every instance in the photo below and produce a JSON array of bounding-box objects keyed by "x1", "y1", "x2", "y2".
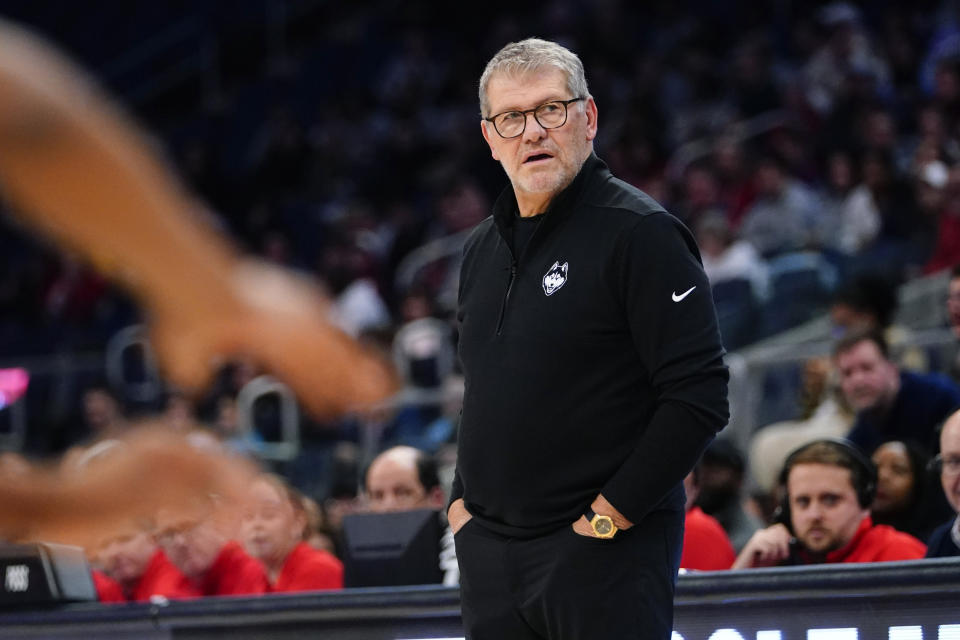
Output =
[
  {"x1": 926, "y1": 409, "x2": 960, "y2": 557},
  {"x1": 448, "y1": 38, "x2": 729, "y2": 640}
]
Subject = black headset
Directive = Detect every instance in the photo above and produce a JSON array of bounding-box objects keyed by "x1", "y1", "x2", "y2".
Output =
[{"x1": 773, "y1": 438, "x2": 877, "y2": 532}]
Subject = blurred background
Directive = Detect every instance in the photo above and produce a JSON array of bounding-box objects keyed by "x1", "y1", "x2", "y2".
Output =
[{"x1": 1, "y1": 0, "x2": 959, "y2": 522}]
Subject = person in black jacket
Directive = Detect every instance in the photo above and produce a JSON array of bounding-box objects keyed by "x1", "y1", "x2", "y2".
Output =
[
  {"x1": 448, "y1": 38, "x2": 729, "y2": 640},
  {"x1": 926, "y1": 409, "x2": 960, "y2": 558}
]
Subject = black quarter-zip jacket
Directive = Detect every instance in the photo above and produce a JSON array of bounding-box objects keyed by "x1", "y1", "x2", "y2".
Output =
[{"x1": 451, "y1": 154, "x2": 729, "y2": 538}]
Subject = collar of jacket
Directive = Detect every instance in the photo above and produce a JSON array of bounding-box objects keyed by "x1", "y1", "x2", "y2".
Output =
[{"x1": 492, "y1": 152, "x2": 608, "y2": 249}]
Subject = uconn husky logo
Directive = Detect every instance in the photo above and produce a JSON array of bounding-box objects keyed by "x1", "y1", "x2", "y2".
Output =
[{"x1": 542, "y1": 261, "x2": 569, "y2": 296}]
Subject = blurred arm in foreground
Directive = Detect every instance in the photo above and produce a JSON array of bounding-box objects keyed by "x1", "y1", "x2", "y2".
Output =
[
  {"x1": 0, "y1": 17, "x2": 397, "y2": 549},
  {"x1": 0, "y1": 18, "x2": 397, "y2": 419}
]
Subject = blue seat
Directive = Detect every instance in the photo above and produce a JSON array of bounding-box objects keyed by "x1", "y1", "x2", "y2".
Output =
[
  {"x1": 761, "y1": 251, "x2": 838, "y2": 336},
  {"x1": 711, "y1": 277, "x2": 761, "y2": 351}
]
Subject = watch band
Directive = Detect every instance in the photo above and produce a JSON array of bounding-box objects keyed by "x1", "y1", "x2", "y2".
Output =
[{"x1": 583, "y1": 506, "x2": 618, "y2": 539}]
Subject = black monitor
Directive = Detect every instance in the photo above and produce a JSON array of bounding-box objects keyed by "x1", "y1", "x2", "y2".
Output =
[
  {"x1": 0, "y1": 542, "x2": 96, "y2": 606},
  {"x1": 341, "y1": 508, "x2": 443, "y2": 588}
]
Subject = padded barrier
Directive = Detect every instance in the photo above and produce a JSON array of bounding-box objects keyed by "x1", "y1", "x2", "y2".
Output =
[{"x1": 0, "y1": 558, "x2": 958, "y2": 638}]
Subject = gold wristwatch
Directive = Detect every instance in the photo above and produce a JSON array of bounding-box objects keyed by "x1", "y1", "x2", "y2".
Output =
[{"x1": 584, "y1": 506, "x2": 618, "y2": 539}]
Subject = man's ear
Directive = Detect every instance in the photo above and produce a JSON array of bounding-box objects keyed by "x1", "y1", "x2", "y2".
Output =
[
  {"x1": 584, "y1": 97, "x2": 598, "y2": 142},
  {"x1": 481, "y1": 120, "x2": 500, "y2": 161},
  {"x1": 428, "y1": 486, "x2": 446, "y2": 509}
]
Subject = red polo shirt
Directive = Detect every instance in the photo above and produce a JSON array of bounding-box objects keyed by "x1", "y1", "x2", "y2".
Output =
[
  {"x1": 92, "y1": 570, "x2": 126, "y2": 603},
  {"x1": 798, "y1": 517, "x2": 927, "y2": 564},
  {"x1": 272, "y1": 542, "x2": 343, "y2": 592},
  {"x1": 681, "y1": 506, "x2": 736, "y2": 571},
  {"x1": 129, "y1": 549, "x2": 200, "y2": 601},
  {"x1": 197, "y1": 541, "x2": 270, "y2": 596}
]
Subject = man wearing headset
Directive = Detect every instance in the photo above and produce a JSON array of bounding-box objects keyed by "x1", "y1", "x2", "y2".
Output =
[{"x1": 732, "y1": 439, "x2": 926, "y2": 568}]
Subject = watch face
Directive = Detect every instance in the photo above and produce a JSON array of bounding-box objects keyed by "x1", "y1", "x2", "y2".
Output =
[{"x1": 595, "y1": 518, "x2": 613, "y2": 535}]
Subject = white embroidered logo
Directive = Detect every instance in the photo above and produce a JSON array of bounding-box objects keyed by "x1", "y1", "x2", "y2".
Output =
[
  {"x1": 5, "y1": 565, "x2": 29, "y2": 592},
  {"x1": 672, "y1": 286, "x2": 696, "y2": 302},
  {"x1": 542, "y1": 261, "x2": 569, "y2": 296}
]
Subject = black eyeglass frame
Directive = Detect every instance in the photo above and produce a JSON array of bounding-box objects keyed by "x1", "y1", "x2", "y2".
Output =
[
  {"x1": 483, "y1": 97, "x2": 585, "y2": 139},
  {"x1": 928, "y1": 453, "x2": 960, "y2": 474}
]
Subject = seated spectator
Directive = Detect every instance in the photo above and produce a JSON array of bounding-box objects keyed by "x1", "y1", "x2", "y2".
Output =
[
  {"x1": 681, "y1": 464, "x2": 736, "y2": 571},
  {"x1": 943, "y1": 263, "x2": 960, "y2": 383},
  {"x1": 99, "y1": 517, "x2": 199, "y2": 601},
  {"x1": 733, "y1": 439, "x2": 926, "y2": 568},
  {"x1": 694, "y1": 212, "x2": 770, "y2": 301},
  {"x1": 828, "y1": 273, "x2": 927, "y2": 371},
  {"x1": 240, "y1": 473, "x2": 343, "y2": 592},
  {"x1": 695, "y1": 439, "x2": 764, "y2": 553},
  {"x1": 155, "y1": 497, "x2": 269, "y2": 597},
  {"x1": 363, "y1": 445, "x2": 458, "y2": 586},
  {"x1": 922, "y1": 163, "x2": 960, "y2": 275},
  {"x1": 300, "y1": 493, "x2": 337, "y2": 555},
  {"x1": 834, "y1": 329, "x2": 960, "y2": 454},
  {"x1": 738, "y1": 153, "x2": 822, "y2": 257},
  {"x1": 870, "y1": 439, "x2": 948, "y2": 541},
  {"x1": 61, "y1": 382, "x2": 129, "y2": 456},
  {"x1": 926, "y1": 409, "x2": 960, "y2": 557},
  {"x1": 91, "y1": 569, "x2": 126, "y2": 603},
  {"x1": 748, "y1": 356, "x2": 855, "y2": 506}
]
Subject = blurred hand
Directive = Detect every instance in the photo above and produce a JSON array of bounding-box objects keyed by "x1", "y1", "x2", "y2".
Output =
[{"x1": 732, "y1": 523, "x2": 794, "y2": 569}]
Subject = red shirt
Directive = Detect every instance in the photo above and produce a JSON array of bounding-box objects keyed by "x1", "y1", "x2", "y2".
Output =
[
  {"x1": 272, "y1": 542, "x2": 343, "y2": 592},
  {"x1": 924, "y1": 211, "x2": 960, "y2": 275},
  {"x1": 129, "y1": 549, "x2": 201, "y2": 602},
  {"x1": 92, "y1": 570, "x2": 126, "y2": 603},
  {"x1": 681, "y1": 506, "x2": 736, "y2": 571},
  {"x1": 197, "y1": 541, "x2": 270, "y2": 597},
  {"x1": 799, "y1": 517, "x2": 926, "y2": 564}
]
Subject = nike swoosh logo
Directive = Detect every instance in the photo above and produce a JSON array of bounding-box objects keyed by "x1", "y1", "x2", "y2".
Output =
[{"x1": 672, "y1": 286, "x2": 696, "y2": 302}]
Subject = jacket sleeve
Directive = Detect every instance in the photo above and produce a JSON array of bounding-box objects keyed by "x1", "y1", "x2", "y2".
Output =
[{"x1": 601, "y1": 211, "x2": 729, "y2": 524}]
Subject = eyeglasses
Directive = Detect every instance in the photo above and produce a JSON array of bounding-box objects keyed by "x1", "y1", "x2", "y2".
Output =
[
  {"x1": 484, "y1": 97, "x2": 585, "y2": 139},
  {"x1": 929, "y1": 454, "x2": 960, "y2": 476}
]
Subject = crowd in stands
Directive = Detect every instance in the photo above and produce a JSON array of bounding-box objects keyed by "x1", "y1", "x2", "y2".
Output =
[{"x1": 3, "y1": 0, "x2": 960, "y2": 602}]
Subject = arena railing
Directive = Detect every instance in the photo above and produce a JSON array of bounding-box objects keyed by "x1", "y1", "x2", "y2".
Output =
[{"x1": 0, "y1": 558, "x2": 957, "y2": 639}]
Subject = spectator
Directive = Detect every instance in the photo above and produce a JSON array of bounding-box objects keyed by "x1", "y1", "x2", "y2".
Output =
[
  {"x1": 680, "y1": 464, "x2": 736, "y2": 571},
  {"x1": 695, "y1": 438, "x2": 764, "y2": 553},
  {"x1": 363, "y1": 445, "x2": 457, "y2": 586},
  {"x1": 748, "y1": 353, "x2": 857, "y2": 506},
  {"x1": 944, "y1": 263, "x2": 960, "y2": 383},
  {"x1": 155, "y1": 498, "x2": 270, "y2": 597},
  {"x1": 870, "y1": 439, "x2": 948, "y2": 541},
  {"x1": 738, "y1": 153, "x2": 822, "y2": 257},
  {"x1": 828, "y1": 273, "x2": 927, "y2": 371},
  {"x1": 91, "y1": 569, "x2": 126, "y2": 603},
  {"x1": 695, "y1": 212, "x2": 770, "y2": 302},
  {"x1": 925, "y1": 408, "x2": 960, "y2": 557},
  {"x1": 815, "y1": 148, "x2": 866, "y2": 256},
  {"x1": 98, "y1": 517, "x2": 199, "y2": 601},
  {"x1": 923, "y1": 163, "x2": 960, "y2": 274},
  {"x1": 910, "y1": 159, "x2": 950, "y2": 267},
  {"x1": 834, "y1": 329, "x2": 960, "y2": 454},
  {"x1": 78, "y1": 382, "x2": 128, "y2": 444},
  {"x1": 712, "y1": 135, "x2": 756, "y2": 230},
  {"x1": 733, "y1": 439, "x2": 926, "y2": 568},
  {"x1": 802, "y1": 2, "x2": 891, "y2": 118},
  {"x1": 240, "y1": 473, "x2": 343, "y2": 592},
  {"x1": 300, "y1": 493, "x2": 337, "y2": 555}
]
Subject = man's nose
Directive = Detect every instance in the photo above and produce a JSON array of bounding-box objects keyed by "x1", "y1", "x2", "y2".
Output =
[{"x1": 521, "y1": 112, "x2": 547, "y2": 142}]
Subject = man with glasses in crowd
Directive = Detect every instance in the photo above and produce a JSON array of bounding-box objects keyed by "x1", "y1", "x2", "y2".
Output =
[
  {"x1": 155, "y1": 498, "x2": 269, "y2": 596},
  {"x1": 925, "y1": 409, "x2": 960, "y2": 557},
  {"x1": 448, "y1": 38, "x2": 728, "y2": 640}
]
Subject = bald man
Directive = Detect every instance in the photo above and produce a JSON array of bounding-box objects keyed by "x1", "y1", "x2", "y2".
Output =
[
  {"x1": 363, "y1": 446, "x2": 457, "y2": 585},
  {"x1": 926, "y1": 409, "x2": 960, "y2": 557}
]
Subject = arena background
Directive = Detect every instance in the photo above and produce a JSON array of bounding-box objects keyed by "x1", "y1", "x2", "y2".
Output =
[{"x1": 1, "y1": 0, "x2": 960, "y2": 636}]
